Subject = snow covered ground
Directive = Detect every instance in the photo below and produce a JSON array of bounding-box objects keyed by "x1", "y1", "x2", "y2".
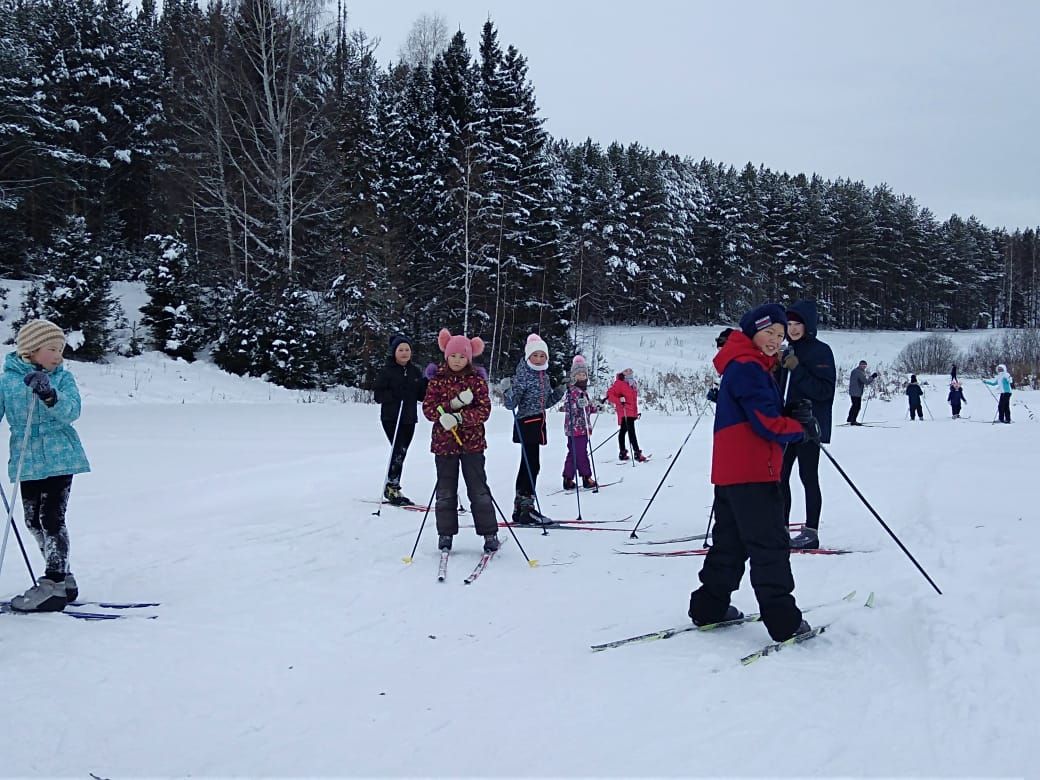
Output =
[{"x1": 1, "y1": 306, "x2": 1037, "y2": 776}]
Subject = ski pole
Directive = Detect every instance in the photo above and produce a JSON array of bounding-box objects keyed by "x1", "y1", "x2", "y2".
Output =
[
  {"x1": 511, "y1": 408, "x2": 549, "y2": 536},
  {"x1": 583, "y1": 405, "x2": 600, "y2": 491},
  {"x1": 591, "y1": 425, "x2": 619, "y2": 455},
  {"x1": 569, "y1": 433, "x2": 583, "y2": 520},
  {"x1": 0, "y1": 480, "x2": 36, "y2": 582},
  {"x1": 488, "y1": 491, "x2": 537, "y2": 567},
  {"x1": 701, "y1": 502, "x2": 714, "y2": 549},
  {"x1": 0, "y1": 395, "x2": 38, "y2": 584},
  {"x1": 628, "y1": 412, "x2": 704, "y2": 538},
  {"x1": 818, "y1": 443, "x2": 942, "y2": 595},
  {"x1": 437, "y1": 405, "x2": 464, "y2": 447},
  {"x1": 922, "y1": 395, "x2": 935, "y2": 421},
  {"x1": 372, "y1": 402, "x2": 405, "y2": 517},
  {"x1": 402, "y1": 482, "x2": 439, "y2": 564}
]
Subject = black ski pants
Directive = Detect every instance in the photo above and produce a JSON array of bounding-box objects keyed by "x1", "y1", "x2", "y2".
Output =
[
  {"x1": 434, "y1": 454, "x2": 496, "y2": 537},
  {"x1": 909, "y1": 403, "x2": 924, "y2": 420},
  {"x1": 617, "y1": 417, "x2": 640, "y2": 455},
  {"x1": 514, "y1": 414, "x2": 545, "y2": 494},
  {"x1": 21, "y1": 474, "x2": 74, "y2": 581},
  {"x1": 846, "y1": 396, "x2": 862, "y2": 424},
  {"x1": 780, "y1": 441, "x2": 822, "y2": 531},
  {"x1": 381, "y1": 419, "x2": 415, "y2": 485},
  {"x1": 690, "y1": 482, "x2": 803, "y2": 642},
  {"x1": 998, "y1": 393, "x2": 1011, "y2": 423}
]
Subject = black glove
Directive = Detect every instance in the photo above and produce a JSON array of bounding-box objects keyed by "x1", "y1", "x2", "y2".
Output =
[
  {"x1": 24, "y1": 370, "x2": 57, "y2": 405},
  {"x1": 801, "y1": 416, "x2": 822, "y2": 444},
  {"x1": 785, "y1": 399, "x2": 813, "y2": 423},
  {"x1": 871, "y1": 372, "x2": 879, "y2": 379},
  {"x1": 706, "y1": 387, "x2": 719, "y2": 403}
]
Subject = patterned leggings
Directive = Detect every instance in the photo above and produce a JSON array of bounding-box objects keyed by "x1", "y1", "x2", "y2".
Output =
[{"x1": 21, "y1": 474, "x2": 73, "y2": 581}]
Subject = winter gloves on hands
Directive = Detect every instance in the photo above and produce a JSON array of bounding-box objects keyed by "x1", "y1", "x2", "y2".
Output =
[
  {"x1": 498, "y1": 377, "x2": 512, "y2": 393},
  {"x1": 786, "y1": 399, "x2": 821, "y2": 444},
  {"x1": 449, "y1": 388, "x2": 474, "y2": 410},
  {"x1": 439, "y1": 410, "x2": 463, "y2": 430},
  {"x1": 706, "y1": 387, "x2": 719, "y2": 403},
  {"x1": 424, "y1": 363, "x2": 439, "y2": 380},
  {"x1": 24, "y1": 370, "x2": 57, "y2": 406},
  {"x1": 783, "y1": 353, "x2": 799, "y2": 371}
]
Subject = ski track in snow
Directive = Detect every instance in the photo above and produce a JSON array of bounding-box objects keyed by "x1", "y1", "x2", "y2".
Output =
[{"x1": 0, "y1": 317, "x2": 1036, "y2": 776}]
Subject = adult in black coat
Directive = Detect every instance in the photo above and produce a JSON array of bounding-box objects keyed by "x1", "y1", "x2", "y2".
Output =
[
  {"x1": 372, "y1": 335, "x2": 428, "y2": 504},
  {"x1": 778, "y1": 300, "x2": 835, "y2": 549}
]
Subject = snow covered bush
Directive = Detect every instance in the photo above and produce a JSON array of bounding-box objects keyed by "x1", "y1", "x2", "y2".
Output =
[
  {"x1": 140, "y1": 234, "x2": 207, "y2": 361},
  {"x1": 894, "y1": 334, "x2": 959, "y2": 375}
]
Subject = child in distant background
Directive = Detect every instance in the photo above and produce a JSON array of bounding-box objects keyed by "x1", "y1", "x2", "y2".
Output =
[
  {"x1": 606, "y1": 368, "x2": 646, "y2": 461},
  {"x1": 906, "y1": 375, "x2": 925, "y2": 420},
  {"x1": 947, "y1": 379, "x2": 966, "y2": 419},
  {"x1": 561, "y1": 355, "x2": 598, "y2": 490}
]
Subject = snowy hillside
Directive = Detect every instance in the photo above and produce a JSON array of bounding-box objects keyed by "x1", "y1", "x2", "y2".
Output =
[{"x1": 0, "y1": 306, "x2": 1036, "y2": 776}]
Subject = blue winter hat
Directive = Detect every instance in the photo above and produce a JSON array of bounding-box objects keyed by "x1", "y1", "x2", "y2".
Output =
[
  {"x1": 389, "y1": 334, "x2": 412, "y2": 354},
  {"x1": 739, "y1": 304, "x2": 788, "y2": 340}
]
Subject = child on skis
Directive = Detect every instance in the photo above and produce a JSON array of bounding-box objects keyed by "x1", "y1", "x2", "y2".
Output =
[
  {"x1": 906, "y1": 375, "x2": 925, "y2": 420},
  {"x1": 421, "y1": 329, "x2": 497, "y2": 553},
  {"x1": 983, "y1": 364, "x2": 1013, "y2": 423},
  {"x1": 948, "y1": 379, "x2": 966, "y2": 418},
  {"x1": 501, "y1": 333, "x2": 565, "y2": 525},
  {"x1": 372, "y1": 334, "x2": 427, "y2": 505},
  {"x1": 561, "y1": 355, "x2": 598, "y2": 490},
  {"x1": 688, "y1": 304, "x2": 815, "y2": 643},
  {"x1": 2, "y1": 320, "x2": 90, "y2": 612},
  {"x1": 606, "y1": 368, "x2": 646, "y2": 461}
]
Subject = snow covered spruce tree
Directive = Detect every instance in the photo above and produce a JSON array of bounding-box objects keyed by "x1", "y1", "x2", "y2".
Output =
[
  {"x1": 16, "y1": 215, "x2": 118, "y2": 360},
  {"x1": 140, "y1": 234, "x2": 207, "y2": 361}
]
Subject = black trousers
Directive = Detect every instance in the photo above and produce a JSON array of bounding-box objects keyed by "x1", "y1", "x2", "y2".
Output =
[
  {"x1": 514, "y1": 414, "x2": 545, "y2": 494},
  {"x1": 847, "y1": 396, "x2": 862, "y2": 424},
  {"x1": 780, "y1": 441, "x2": 822, "y2": 530},
  {"x1": 690, "y1": 483, "x2": 802, "y2": 642},
  {"x1": 998, "y1": 393, "x2": 1011, "y2": 423},
  {"x1": 909, "y1": 403, "x2": 924, "y2": 420},
  {"x1": 435, "y1": 454, "x2": 496, "y2": 537},
  {"x1": 21, "y1": 474, "x2": 74, "y2": 581},
  {"x1": 617, "y1": 417, "x2": 640, "y2": 454},
  {"x1": 381, "y1": 419, "x2": 415, "y2": 484}
]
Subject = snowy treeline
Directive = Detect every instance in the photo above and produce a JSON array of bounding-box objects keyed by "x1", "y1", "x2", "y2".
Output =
[{"x1": 0, "y1": 0, "x2": 1037, "y2": 388}]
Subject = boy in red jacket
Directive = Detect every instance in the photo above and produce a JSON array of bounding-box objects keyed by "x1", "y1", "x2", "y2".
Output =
[
  {"x1": 605, "y1": 368, "x2": 646, "y2": 461},
  {"x1": 688, "y1": 304, "x2": 817, "y2": 642},
  {"x1": 422, "y1": 328, "x2": 497, "y2": 553}
]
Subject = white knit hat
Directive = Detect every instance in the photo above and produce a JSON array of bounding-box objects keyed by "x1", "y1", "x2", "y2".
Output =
[
  {"x1": 16, "y1": 319, "x2": 65, "y2": 358},
  {"x1": 524, "y1": 333, "x2": 549, "y2": 360}
]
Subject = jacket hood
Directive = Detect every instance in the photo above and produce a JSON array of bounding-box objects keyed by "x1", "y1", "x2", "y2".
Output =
[
  {"x1": 713, "y1": 331, "x2": 777, "y2": 376},
  {"x1": 786, "y1": 300, "x2": 819, "y2": 338},
  {"x1": 3, "y1": 351, "x2": 64, "y2": 377}
]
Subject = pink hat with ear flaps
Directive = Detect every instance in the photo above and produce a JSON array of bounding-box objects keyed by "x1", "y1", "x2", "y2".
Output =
[{"x1": 437, "y1": 328, "x2": 484, "y2": 363}]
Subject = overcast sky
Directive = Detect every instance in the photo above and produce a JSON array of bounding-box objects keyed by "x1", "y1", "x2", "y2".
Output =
[
  {"x1": 132, "y1": 0, "x2": 1037, "y2": 229},
  {"x1": 334, "y1": 0, "x2": 1037, "y2": 230}
]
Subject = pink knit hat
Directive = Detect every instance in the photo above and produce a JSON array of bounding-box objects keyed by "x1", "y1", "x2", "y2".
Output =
[
  {"x1": 570, "y1": 354, "x2": 588, "y2": 380},
  {"x1": 437, "y1": 328, "x2": 485, "y2": 364}
]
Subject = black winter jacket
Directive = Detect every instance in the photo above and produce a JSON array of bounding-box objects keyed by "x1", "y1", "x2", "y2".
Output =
[
  {"x1": 780, "y1": 300, "x2": 836, "y2": 444},
  {"x1": 372, "y1": 359, "x2": 427, "y2": 425}
]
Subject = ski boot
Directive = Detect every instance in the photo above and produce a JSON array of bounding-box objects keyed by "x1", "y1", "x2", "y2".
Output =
[
  {"x1": 483, "y1": 534, "x2": 500, "y2": 553},
  {"x1": 635, "y1": 451, "x2": 649, "y2": 463},
  {"x1": 8, "y1": 577, "x2": 68, "y2": 612},
  {"x1": 64, "y1": 572, "x2": 78, "y2": 602},
  {"x1": 691, "y1": 603, "x2": 744, "y2": 627},
  {"x1": 582, "y1": 477, "x2": 598, "y2": 489},
  {"x1": 789, "y1": 527, "x2": 820, "y2": 550},
  {"x1": 562, "y1": 477, "x2": 577, "y2": 491},
  {"x1": 619, "y1": 449, "x2": 629, "y2": 461},
  {"x1": 384, "y1": 482, "x2": 412, "y2": 506}
]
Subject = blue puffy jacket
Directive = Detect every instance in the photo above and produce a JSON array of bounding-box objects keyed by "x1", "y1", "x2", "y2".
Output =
[{"x1": 0, "y1": 352, "x2": 91, "y2": 482}]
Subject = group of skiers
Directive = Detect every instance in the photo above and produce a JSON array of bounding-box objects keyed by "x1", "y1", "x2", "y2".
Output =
[{"x1": 371, "y1": 329, "x2": 648, "y2": 555}]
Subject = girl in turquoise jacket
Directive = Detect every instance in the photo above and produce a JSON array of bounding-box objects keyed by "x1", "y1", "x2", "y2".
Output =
[{"x1": 2, "y1": 319, "x2": 90, "y2": 612}]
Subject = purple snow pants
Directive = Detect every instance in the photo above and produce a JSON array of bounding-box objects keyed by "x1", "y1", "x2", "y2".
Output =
[{"x1": 563, "y1": 435, "x2": 592, "y2": 480}]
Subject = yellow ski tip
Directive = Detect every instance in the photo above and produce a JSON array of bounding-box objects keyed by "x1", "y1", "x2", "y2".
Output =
[
  {"x1": 528, "y1": 559, "x2": 539, "y2": 568},
  {"x1": 402, "y1": 556, "x2": 413, "y2": 564}
]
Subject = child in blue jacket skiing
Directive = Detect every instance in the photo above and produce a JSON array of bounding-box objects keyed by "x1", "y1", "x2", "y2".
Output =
[{"x1": 1, "y1": 320, "x2": 90, "y2": 612}]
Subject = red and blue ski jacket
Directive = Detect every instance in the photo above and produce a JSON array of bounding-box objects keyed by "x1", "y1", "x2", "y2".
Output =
[{"x1": 712, "y1": 331, "x2": 804, "y2": 486}]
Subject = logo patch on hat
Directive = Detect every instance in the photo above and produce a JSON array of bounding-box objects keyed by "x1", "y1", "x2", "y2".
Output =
[{"x1": 754, "y1": 315, "x2": 772, "y2": 331}]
